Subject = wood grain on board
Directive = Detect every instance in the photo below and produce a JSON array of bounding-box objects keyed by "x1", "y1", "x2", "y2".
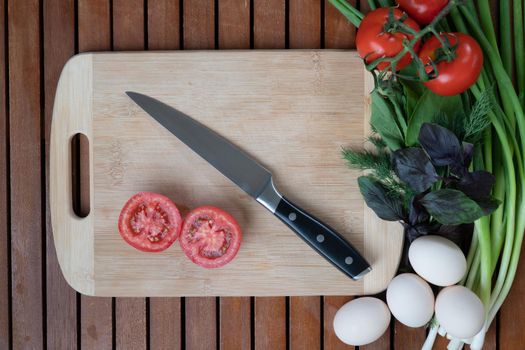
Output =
[
  {"x1": 8, "y1": 0, "x2": 43, "y2": 348},
  {"x1": 44, "y1": 0, "x2": 77, "y2": 349},
  {"x1": 78, "y1": 1, "x2": 113, "y2": 348}
]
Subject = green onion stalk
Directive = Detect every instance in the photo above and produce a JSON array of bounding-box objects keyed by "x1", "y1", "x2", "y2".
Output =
[{"x1": 328, "y1": 0, "x2": 525, "y2": 349}]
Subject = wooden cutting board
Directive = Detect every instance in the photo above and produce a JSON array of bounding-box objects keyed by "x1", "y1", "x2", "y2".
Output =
[{"x1": 50, "y1": 51, "x2": 403, "y2": 297}]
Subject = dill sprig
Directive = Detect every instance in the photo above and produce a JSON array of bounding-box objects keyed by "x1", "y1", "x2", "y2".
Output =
[{"x1": 464, "y1": 87, "x2": 494, "y2": 141}]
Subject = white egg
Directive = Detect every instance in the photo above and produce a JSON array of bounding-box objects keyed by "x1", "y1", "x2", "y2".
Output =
[
  {"x1": 435, "y1": 285, "x2": 485, "y2": 339},
  {"x1": 333, "y1": 297, "x2": 390, "y2": 346},
  {"x1": 409, "y1": 235, "x2": 467, "y2": 286},
  {"x1": 386, "y1": 273, "x2": 435, "y2": 327}
]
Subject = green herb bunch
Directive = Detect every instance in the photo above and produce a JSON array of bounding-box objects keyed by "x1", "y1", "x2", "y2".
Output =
[{"x1": 346, "y1": 121, "x2": 499, "y2": 244}]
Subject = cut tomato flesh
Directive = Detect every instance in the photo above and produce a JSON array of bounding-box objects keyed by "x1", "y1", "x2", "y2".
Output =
[
  {"x1": 118, "y1": 192, "x2": 182, "y2": 252},
  {"x1": 180, "y1": 206, "x2": 242, "y2": 268}
]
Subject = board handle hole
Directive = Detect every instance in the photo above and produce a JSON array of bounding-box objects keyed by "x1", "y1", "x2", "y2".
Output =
[{"x1": 71, "y1": 133, "x2": 90, "y2": 218}]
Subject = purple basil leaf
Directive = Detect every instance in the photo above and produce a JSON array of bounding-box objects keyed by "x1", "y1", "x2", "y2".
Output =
[
  {"x1": 476, "y1": 197, "x2": 501, "y2": 216},
  {"x1": 420, "y1": 189, "x2": 484, "y2": 225},
  {"x1": 408, "y1": 196, "x2": 429, "y2": 226},
  {"x1": 418, "y1": 123, "x2": 462, "y2": 167},
  {"x1": 393, "y1": 147, "x2": 439, "y2": 193},
  {"x1": 358, "y1": 176, "x2": 405, "y2": 221},
  {"x1": 457, "y1": 171, "x2": 495, "y2": 200}
]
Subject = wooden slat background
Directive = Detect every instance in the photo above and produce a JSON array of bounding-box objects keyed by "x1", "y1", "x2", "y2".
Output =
[{"x1": 0, "y1": 0, "x2": 521, "y2": 349}]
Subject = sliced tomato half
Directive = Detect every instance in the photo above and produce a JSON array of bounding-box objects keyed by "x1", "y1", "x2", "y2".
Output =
[
  {"x1": 118, "y1": 192, "x2": 182, "y2": 252},
  {"x1": 180, "y1": 206, "x2": 242, "y2": 268}
]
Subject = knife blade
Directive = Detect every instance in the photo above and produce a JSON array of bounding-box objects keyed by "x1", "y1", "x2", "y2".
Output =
[{"x1": 126, "y1": 91, "x2": 372, "y2": 280}]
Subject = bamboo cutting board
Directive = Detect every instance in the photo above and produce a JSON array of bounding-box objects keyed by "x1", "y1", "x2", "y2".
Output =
[{"x1": 50, "y1": 51, "x2": 403, "y2": 297}]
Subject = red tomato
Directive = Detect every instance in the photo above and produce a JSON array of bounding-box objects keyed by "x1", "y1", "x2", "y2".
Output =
[
  {"x1": 419, "y1": 33, "x2": 483, "y2": 96},
  {"x1": 180, "y1": 206, "x2": 242, "y2": 268},
  {"x1": 118, "y1": 192, "x2": 182, "y2": 252},
  {"x1": 356, "y1": 8, "x2": 421, "y2": 71},
  {"x1": 397, "y1": 0, "x2": 448, "y2": 25}
]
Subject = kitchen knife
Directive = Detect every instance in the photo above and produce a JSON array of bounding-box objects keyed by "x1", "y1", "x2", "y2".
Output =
[{"x1": 126, "y1": 92, "x2": 372, "y2": 280}]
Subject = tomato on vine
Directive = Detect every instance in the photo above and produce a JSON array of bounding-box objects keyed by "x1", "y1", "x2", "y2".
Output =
[
  {"x1": 397, "y1": 0, "x2": 449, "y2": 25},
  {"x1": 419, "y1": 33, "x2": 483, "y2": 96},
  {"x1": 356, "y1": 8, "x2": 421, "y2": 71}
]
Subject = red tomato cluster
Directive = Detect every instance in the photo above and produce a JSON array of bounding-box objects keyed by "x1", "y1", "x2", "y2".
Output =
[
  {"x1": 118, "y1": 192, "x2": 242, "y2": 268},
  {"x1": 356, "y1": 4, "x2": 483, "y2": 96}
]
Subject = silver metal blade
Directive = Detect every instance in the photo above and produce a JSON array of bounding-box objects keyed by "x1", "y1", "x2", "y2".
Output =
[{"x1": 126, "y1": 92, "x2": 273, "y2": 199}]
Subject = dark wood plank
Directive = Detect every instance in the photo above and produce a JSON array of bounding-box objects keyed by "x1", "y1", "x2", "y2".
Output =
[
  {"x1": 43, "y1": 1, "x2": 77, "y2": 349},
  {"x1": 113, "y1": 0, "x2": 145, "y2": 50},
  {"x1": 81, "y1": 297, "x2": 113, "y2": 349},
  {"x1": 8, "y1": 0, "x2": 43, "y2": 348},
  {"x1": 112, "y1": 3, "x2": 148, "y2": 348},
  {"x1": 182, "y1": 4, "x2": 218, "y2": 348},
  {"x1": 116, "y1": 297, "x2": 147, "y2": 349},
  {"x1": 219, "y1": 0, "x2": 250, "y2": 49},
  {"x1": 185, "y1": 297, "x2": 217, "y2": 350},
  {"x1": 216, "y1": 3, "x2": 252, "y2": 348},
  {"x1": 78, "y1": 0, "x2": 111, "y2": 52},
  {"x1": 289, "y1": 0, "x2": 321, "y2": 49},
  {"x1": 148, "y1": 0, "x2": 180, "y2": 50},
  {"x1": 290, "y1": 296, "x2": 321, "y2": 349},
  {"x1": 78, "y1": 2, "x2": 114, "y2": 348},
  {"x1": 146, "y1": 3, "x2": 183, "y2": 349},
  {"x1": 0, "y1": 0, "x2": 8, "y2": 347},
  {"x1": 220, "y1": 297, "x2": 251, "y2": 350},
  {"x1": 288, "y1": 3, "x2": 322, "y2": 347},
  {"x1": 323, "y1": 296, "x2": 354, "y2": 350},
  {"x1": 500, "y1": 250, "x2": 525, "y2": 349},
  {"x1": 253, "y1": 0, "x2": 285, "y2": 49},
  {"x1": 252, "y1": 3, "x2": 287, "y2": 348},
  {"x1": 251, "y1": 1, "x2": 287, "y2": 347},
  {"x1": 183, "y1": 0, "x2": 215, "y2": 49},
  {"x1": 394, "y1": 322, "x2": 425, "y2": 350},
  {"x1": 360, "y1": 329, "x2": 390, "y2": 350},
  {"x1": 149, "y1": 298, "x2": 181, "y2": 350},
  {"x1": 324, "y1": 0, "x2": 356, "y2": 49},
  {"x1": 255, "y1": 297, "x2": 286, "y2": 350}
]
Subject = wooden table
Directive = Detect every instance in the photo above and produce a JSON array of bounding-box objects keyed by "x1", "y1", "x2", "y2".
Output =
[{"x1": 0, "y1": 0, "x2": 523, "y2": 349}]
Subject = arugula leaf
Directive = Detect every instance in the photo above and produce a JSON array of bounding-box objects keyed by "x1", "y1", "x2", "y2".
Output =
[
  {"x1": 358, "y1": 176, "x2": 404, "y2": 221},
  {"x1": 370, "y1": 91, "x2": 404, "y2": 151},
  {"x1": 405, "y1": 89, "x2": 462, "y2": 146},
  {"x1": 420, "y1": 189, "x2": 485, "y2": 225},
  {"x1": 393, "y1": 148, "x2": 439, "y2": 193}
]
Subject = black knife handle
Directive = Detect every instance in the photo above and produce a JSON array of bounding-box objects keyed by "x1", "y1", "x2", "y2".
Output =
[{"x1": 274, "y1": 196, "x2": 371, "y2": 280}]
